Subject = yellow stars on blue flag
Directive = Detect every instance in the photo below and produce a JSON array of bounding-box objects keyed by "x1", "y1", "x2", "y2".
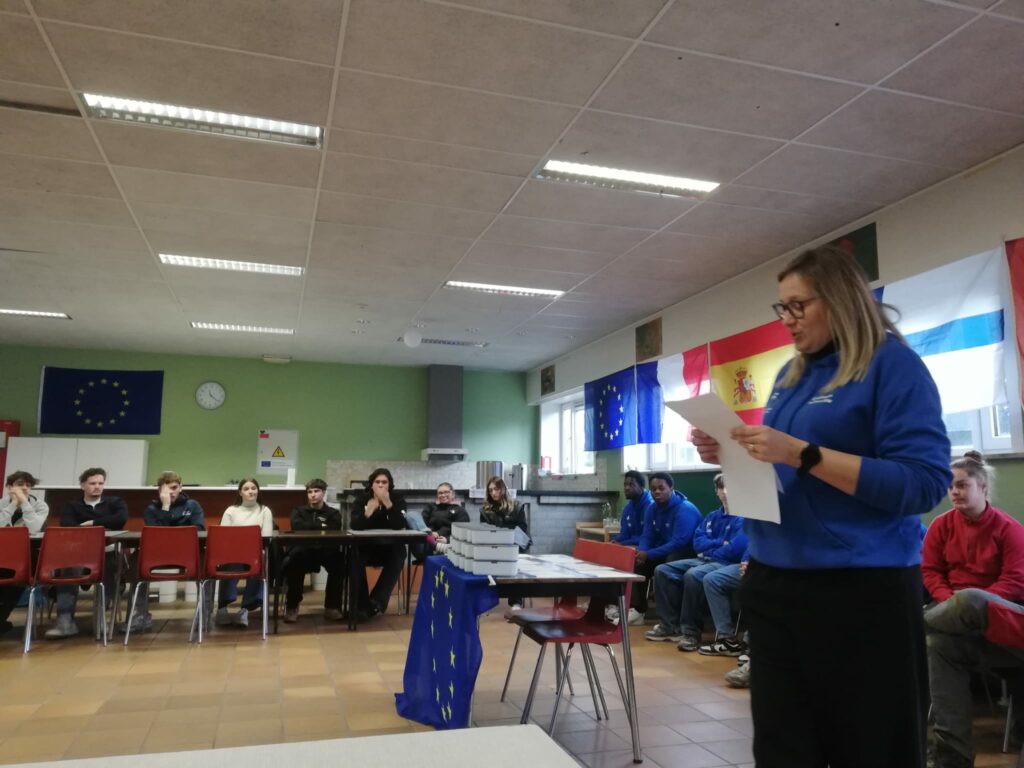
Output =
[
  {"x1": 597, "y1": 383, "x2": 624, "y2": 441},
  {"x1": 450, "y1": 646, "x2": 456, "y2": 667},
  {"x1": 448, "y1": 608, "x2": 453, "y2": 628},
  {"x1": 69, "y1": 377, "x2": 132, "y2": 430}
]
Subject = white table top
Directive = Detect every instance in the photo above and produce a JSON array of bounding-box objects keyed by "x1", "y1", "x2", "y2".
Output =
[{"x1": 3, "y1": 725, "x2": 578, "y2": 768}]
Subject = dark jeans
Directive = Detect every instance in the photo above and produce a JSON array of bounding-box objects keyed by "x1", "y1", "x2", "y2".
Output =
[
  {"x1": 356, "y1": 543, "x2": 405, "y2": 613},
  {"x1": 632, "y1": 548, "x2": 691, "y2": 613},
  {"x1": 285, "y1": 548, "x2": 346, "y2": 611},
  {"x1": 742, "y1": 559, "x2": 928, "y2": 768}
]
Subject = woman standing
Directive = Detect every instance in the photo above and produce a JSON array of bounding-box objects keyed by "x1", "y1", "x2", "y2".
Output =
[
  {"x1": 693, "y1": 245, "x2": 951, "y2": 768},
  {"x1": 216, "y1": 477, "x2": 274, "y2": 628}
]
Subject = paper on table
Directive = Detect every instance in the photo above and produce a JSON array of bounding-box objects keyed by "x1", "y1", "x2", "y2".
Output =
[{"x1": 667, "y1": 394, "x2": 781, "y2": 524}]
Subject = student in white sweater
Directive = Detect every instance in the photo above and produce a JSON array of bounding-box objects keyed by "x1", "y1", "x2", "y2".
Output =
[{"x1": 215, "y1": 477, "x2": 273, "y2": 628}]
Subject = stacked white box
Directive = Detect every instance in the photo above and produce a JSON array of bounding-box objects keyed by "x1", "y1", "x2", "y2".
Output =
[{"x1": 449, "y1": 523, "x2": 519, "y2": 575}]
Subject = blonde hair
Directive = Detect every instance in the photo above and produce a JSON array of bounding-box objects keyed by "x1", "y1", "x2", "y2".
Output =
[
  {"x1": 778, "y1": 245, "x2": 902, "y2": 393},
  {"x1": 951, "y1": 450, "x2": 993, "y2": 497}
]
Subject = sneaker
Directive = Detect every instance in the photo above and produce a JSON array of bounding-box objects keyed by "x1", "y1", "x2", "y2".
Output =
[
  {"x1": 323, "y1": 608, "x2": 343, "y2": 621},
  {"x1": 233, "y1": 608, "x2": 249, "y2": 628},
  {"x1": 44, "y1": 614, "x2": 79, "y2": 640},
  {"x1": 645, "y1": 624, "x2": 683, "y2": 642},
  {"x1": 737, "y1": 653, "x2": 750, "y2": 666},
  {"x1": 283, "y1": 607, "x2": 300, "y2": 623},
  {"x1": 676, "y1": 633, "x2": 701, "y2": 652},
  {"x1": 214, "y1": 607, "x2": 232, "y2": 626},
  {"x1": 117, "y1": 611, "x2": 153, "y2": 634},
  {"x1": 698, "y1": 636, "x2": 747, "y2": 657},
  {"x1": 725, "y1": 660, "x2": 750, "y2": 689},
  {"x1": 611, "y1": 608, "x2": 645, "y2": 627},
  {"x1": 604, "y1": 605, "x2": 619, "y2": 621}
]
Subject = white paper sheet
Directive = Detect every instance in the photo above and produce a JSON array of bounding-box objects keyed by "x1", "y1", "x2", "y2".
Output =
[{"x1": 667, "y1": 394, "x2": 781, "y2": 524}]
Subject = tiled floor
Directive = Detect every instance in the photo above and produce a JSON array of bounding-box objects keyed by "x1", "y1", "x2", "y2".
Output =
[{"x1": 0, "y1": 593, "x2": 1018, "y2": 767}]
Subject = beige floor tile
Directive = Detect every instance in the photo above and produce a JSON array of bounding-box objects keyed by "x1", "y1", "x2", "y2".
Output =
[
  {"x1": 215, "y1": 718, "x2": 284, "y2": 748},
  {"x1": 63, "y1": 726, "x2": 149, "y2": 759},
  {"x1": 87, "y1": 710, "x2": 159, "y2": 731},
  {"x1": 346, "y1": 709, "x2": 411, "y2": 731},
  {"x1": 219, "y1": 703, "x2": 283, "y2": 723},
  {"x1": 153, "y1": 705, "x2": 221, "y2": 725}
]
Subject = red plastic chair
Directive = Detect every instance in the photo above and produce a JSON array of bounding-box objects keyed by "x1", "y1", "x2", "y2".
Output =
[
  {"x1": 518, "y1": 540, "x2": 637, "y2": 732},
  {"x1": 34, "y1": 526, "x2": 108, "y2": 645},
  {"x1": 124, "y1": 526, "x2": 201, "y2": 646},
  {"x1": 198, "y1": 525, "x2": 268, "y2": 641},
  {"x1": 0, "y1": 527, "x2": 35, "y2": 653}
]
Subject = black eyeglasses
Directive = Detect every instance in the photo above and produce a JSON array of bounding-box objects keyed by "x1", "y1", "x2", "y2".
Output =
[{"x1": 771, "y1": 297, "x2": 819, "y2": 319}]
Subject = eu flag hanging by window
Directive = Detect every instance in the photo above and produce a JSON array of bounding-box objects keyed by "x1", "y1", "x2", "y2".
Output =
[
  {"x1": 39, "y1": 367, "x2": 164, "y2": 435},
  {"x1": 395, "y1": 557, "x2": 497, "y2": 729},
  {"x1": 584, "y1": 366, "x2": 638, "y2": 451}
]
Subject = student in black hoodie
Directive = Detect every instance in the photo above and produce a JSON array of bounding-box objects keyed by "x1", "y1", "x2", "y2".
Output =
[
  {"x1": 350, "y1": 468, "x2": 407, "y2": 618},
  {"x1": 46, "y1": 467, "x2": 128, "y2": 640},
  {"x1": 283, "y1": 478, "x2": 346, "y2": 623},
  {"x1": 412, "y1": 482, "x2": 469, "y2": 557}
]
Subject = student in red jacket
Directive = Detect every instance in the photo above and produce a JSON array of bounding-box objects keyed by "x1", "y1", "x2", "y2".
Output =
[{"x1": 923, "y1": 451, "x2": 1024, "y2": 768}]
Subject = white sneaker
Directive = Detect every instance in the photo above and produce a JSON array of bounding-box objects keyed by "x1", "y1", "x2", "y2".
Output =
[
  {"x1": 611, "y1": 608, "x2": 645, "y2": 627},
  {"x1": 214, "y1": 607, "x2": 231, "y2": 626},
  {"x1": 233, "y1": 608, "x2": 249, "y2": 628},
  {"x1": 604, "y1": 605, "x2": 619, "y2": 620}
]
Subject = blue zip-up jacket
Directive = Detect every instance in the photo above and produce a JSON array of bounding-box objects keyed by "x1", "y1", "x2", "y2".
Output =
[
  {"x1": 143, "y1": 492, "x2": 206, "y2": 529},
  {"x1": 638, "y1": 490, "x2": 701, "y2": 561},
  {"x1": 693, "y1": 506, "x2": 748, "y2": 564},
  {"x1": 614, "y1": 489, "x2": 652, "y2": 546},
  {"x1": 750, "y1": 334, "x2": 951, "y2": 569}
]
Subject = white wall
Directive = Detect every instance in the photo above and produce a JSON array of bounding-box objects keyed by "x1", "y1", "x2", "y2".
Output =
[{"x1": 528, "y1": 144, "x2": 1024, "y2": 402}]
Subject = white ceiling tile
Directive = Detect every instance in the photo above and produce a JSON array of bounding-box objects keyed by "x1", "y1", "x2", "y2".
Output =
[
  {"x1": 0, "y1": 106, "x2": 101, "y2": 161},
  {"x1": 483, "y1": 215, "x2": 652, "y2": 254},
  {"x1": 558, "y1": 110, "x2": 783, "y2": 183},
  {"x1": 114, "y1": 167, "x2": 316, "y2": 220},
  {"x1": 800, "y1": 90, "x2": 1024, "y2": 169},
  {"x1": 0, "y1": 187, "x2": 133, "y2": 227},
  {"x1": 132, "y1": 203, "x2": 311, "y2": 253},
  {"x1": 0, "y1": 79, "x2": 77, "y2": 110},
  {"x1": 647, "y1": 0, "x2": 973, "y2": 82},
  {"x1": 463, "y1": 241, "x2": 616, "y2": 274},
  {"x1": 997, "y1": 0, "x2": 1024, "y2": 18},
  {"x1": 505, "y1": 180, "x2": 696, "y2": 229},
  {"x1": 33, "y1": 0, "x2": 345, "y2": 65},
  {"x1": 331, "y1": 70, "x2": 574, "y2": 156},
  {"x1": 322, "y1": 153, "x2": 522, "y2": 211},
  {"x1": 0, "y1": 218, "x2": 148, "y2": 256},
  {"x1": 735, "y1": 144, "x2": 956, "y2": 204},
  {"x1": 882, "y1": 16, "x2": 1024, "y2": 115},
  {"x1": 625, "y1": 231, "x2": 779, "y2": 264},
  {"x1": 329, "y1": 128, "x2": 537, "y2": 176},
  {"x1": 309, "y1": 221, "x2": 470, "y2": 269},
  {"x1": 44, "y1": 22, "x2": 334, "y2": 124},
  {"x1": 316, "y1": 192, "x2": 494, "y2": 240},
  {"x1": 448, "y1": 0, "x2": 668, "y2": 36},
  {"x1": 603, "y1": 251, "x2": 769, "y2": 294},
  {"x1": 341, "y1": 0, "x2": 630, "y2": 104},
  {"x1": 94, "y1": 122, "x2": 322, "y2": 187},
  {"x1": 0, "y1": 15, "x2": 64, "y2": 87},
  {"x1": 668, "y1": 202, "x2": 832, "y2": 246},
  {"x1": 0, "y1": 1, "x2": 27, "y2": 11},
  {"x1": 708, "y1": 184, "x2": 878, "y2": 222},
  {"x1": 594, "y1": 45, "x2": 863, "y2": 139}
]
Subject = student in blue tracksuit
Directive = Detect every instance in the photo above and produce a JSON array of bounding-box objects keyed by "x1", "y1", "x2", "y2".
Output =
[
  {"x1": 692, "y1": 245, "x2": 951, "y2": 768},
  {"x1": 612, "y1": 471, "x2": 652, "y2": 547}
]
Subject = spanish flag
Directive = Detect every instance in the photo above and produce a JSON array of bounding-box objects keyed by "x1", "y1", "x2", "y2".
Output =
[{"x1": 709, "y1": 320, "x2": 794, "y2": 425}]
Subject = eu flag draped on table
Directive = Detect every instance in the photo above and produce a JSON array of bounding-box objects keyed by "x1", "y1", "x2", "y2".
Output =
[
  {"x1": 39, "y1": 367, "x2": 164, "y2": 435},
  {"x1": 395, "y1": 556, "x2": 497, "y2": 729}
]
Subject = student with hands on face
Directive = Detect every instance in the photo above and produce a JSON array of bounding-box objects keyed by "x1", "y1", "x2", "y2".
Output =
[{"x1": 350, "y1": 468, "x2": 408, "y2": 618}]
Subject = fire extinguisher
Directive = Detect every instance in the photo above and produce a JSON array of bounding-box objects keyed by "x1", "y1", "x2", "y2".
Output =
[{"x1": 0, "y1": 420, "x2": 21, "y2": 482}]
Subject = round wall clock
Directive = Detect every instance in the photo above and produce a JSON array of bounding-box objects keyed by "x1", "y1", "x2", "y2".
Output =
[{"x1": 195, "y1": 380, "x2": 226, "y2": 410}]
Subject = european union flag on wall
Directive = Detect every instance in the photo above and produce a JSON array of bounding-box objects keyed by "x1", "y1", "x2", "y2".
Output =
[
  {"x1": 39, "y1": 367, "x2": 164, "y2": 435},
  {"x1": 584, "y1": 366, "x2": 638, "y2": 451},
  {"x1": 395, "y1": 557, "x2": 497, "y2": 729}
]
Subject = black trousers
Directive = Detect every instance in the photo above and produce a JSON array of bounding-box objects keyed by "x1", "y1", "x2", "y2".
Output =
[
  {"x1": 284, "y1": 548, "x2": 346, "y2": 611},
  {"x1": 356, "y1": 544, "x2": 405, "y2": 612},
  {"x1": 741, "y1": 559, "x2": 928, "y2": 768},
  {"x1": 0, "y1": 585, "x2": 23, "y2": 624}
]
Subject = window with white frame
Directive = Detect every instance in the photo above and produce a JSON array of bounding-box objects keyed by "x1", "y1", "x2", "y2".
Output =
[{"x1": 539, "y1": 391, "x2": 595, "y2": 475}]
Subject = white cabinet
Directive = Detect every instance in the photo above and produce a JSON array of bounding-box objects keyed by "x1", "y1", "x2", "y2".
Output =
[{"x1": 6, "y1": 437, "x2": 148, "y2": 485}]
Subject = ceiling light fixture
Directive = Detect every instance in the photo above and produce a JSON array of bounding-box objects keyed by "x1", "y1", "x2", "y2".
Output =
[
  {"x1": 444, "y1": 280, "x2": 563, "y2": 299},
  {"x1": 261, "y1": 355, "x2": 292, "y2": 364},
  {"x1": 159, "y1": 253, "x2": 303, "y2": 276},
  {"x1": 0, "y1": 308, "x2": 70, "y2": 319},
  {"x1": 537, "y1": 159, "x2": 719, "y2": 197},
  {"x1": 191, "y1": 322, "x2": 293, "y2": 335},
  {"x1": 395, "y1": 336, "x2": 488, "y2": 349},
  {"x1": 82, "y1": 93, "x2": 322, "y2": 148}
]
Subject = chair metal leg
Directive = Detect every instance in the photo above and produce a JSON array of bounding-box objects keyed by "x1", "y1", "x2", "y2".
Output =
[
  {"x1": 123, "y1": 581, "x2": 146, "y2": 646},
  {"x1": 582, "y1": 644, "x2": 609, "y2": 720},
  {"x1": 500, "y1": 626, "x2": 523, "y2": 703},
  {"x1": 189, "y1": 580, "x2": 204, "y2": 643},
  {"x1": 602, "y1": 645, "x2": 630, "y2": 721},
  {"x1": 97, "y1": 584, "x2": 107, "y2": 646},
  {"x1": 555, "y1": 644, "x2": 575, "y2": 697},
  {"x1": 23, "y1": 586, "x2": 36, "y2": 654},
  {"x1": 549, "y1": 643, "x2": 575, "y2": 733},
  {"x1": 579, "y1": 642, "x2": 601, "y2": 720},
  {"x1": 1005, "y1": 693, "x2": 1014, "y2": 753},
  {"x1": 520, "y1": 643, "x2": 547, "y2": 725},
  {"x1": 261, "y1": 575, "x2": 269, "y2": 641}
]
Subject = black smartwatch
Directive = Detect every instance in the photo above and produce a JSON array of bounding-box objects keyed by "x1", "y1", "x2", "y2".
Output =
[{"x1": 797, "y1": 443, "x2": 822, "y2": 477}]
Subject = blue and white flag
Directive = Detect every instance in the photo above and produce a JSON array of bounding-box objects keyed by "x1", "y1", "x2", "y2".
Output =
[{"x1": 879, "y1": 248, "x2": 1007, "y2": 414}]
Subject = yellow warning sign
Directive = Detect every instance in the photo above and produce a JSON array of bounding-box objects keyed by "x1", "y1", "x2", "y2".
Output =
[{"x1": 272, "y1": 446, "x2": 285, "y2": 458}]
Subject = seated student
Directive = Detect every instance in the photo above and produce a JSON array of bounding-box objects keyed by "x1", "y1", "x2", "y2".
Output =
[
  {"x1": 283, "y1": 478, "x2": 345, "y2": 623},
  {"x1": 645, "y1": 473, "x2": 745, "y2": 644},
  {"x1": 480, "y1": 476, "x2": 530, "y2": 608},
  {"x1": 923, "y1": 451, "x2": 1024, "y2": 768},
  {"x1": 406, "y1": 482, "x2": 469, "y2": 559},
  {"x1": 350, "y1": 468, "x2": 407, "y2": 618},
  {"x1": 0, "y1": 471, "x2": 49, "y2": 635},
  {"x1": 613, "y1": 471, "x2": 652, "y2": 547},
  {"x1": 612, "y1": 472, "x2": 700, "y2": 627},
  {"x1": 215, "y1": 478, "x2": 273, "y2": 629},
  {"x1": 46, "y1": 467, "x2": 128, "y2": 640},
  {"x1": 121, "y1": 471, "x2": 206, "y2": 633},
  {"x1": 699, "y1": 550, "x2": 749, "y2": 656}
]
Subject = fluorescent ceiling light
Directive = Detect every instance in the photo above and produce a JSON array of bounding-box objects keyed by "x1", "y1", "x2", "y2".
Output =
[
  {"x1": 82, "y1": 93, "x2": 322, "y2": 148},
  {"x1": 191, "y1": 322, "x2": 293, "y2": 335},
  {"x1": 0, "y1": 308, "x2": 70, "y2": 319},
  {"x1": 538, "y1": 159, "x2": 719, "y2": 196},
  {"x1": 394, "y1": 337, "x2": 488, "y2": 348},
  {"x1": 445, "y1": 280, "x2": 564, "y2": 299},
  {"x1": 159, "y1": 253, "x2": 303, "y2": 276}
]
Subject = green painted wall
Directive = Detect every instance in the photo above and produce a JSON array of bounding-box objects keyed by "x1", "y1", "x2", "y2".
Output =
[{"x1": 0, "y1": 344, "x2": 537, "y2": 485}]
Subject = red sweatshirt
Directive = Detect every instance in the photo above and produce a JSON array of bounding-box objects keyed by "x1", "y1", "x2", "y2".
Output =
[{"x1": 922, "y1": 504, "x2": 1024, "y2": 603}]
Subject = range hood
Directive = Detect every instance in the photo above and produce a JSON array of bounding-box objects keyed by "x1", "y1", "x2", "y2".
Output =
[{"x1": 422, "y1": 365, "x2": 466, "y2": 462}]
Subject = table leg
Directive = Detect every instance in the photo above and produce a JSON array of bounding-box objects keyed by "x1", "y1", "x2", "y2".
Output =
[
  {"x1": 348, "y1": 543, "x2": 359, "y2": 631},
  {"x1": 618, "y1": 591, "x2": 643, "y2": 763},
  {"x1": 109, "y1": 541, "x2": 125, "y2": 630}
]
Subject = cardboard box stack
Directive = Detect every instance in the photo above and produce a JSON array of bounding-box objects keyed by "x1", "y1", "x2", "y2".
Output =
[{"x1": 448, "y1": 522, "x2": 519, "y2": 576}]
